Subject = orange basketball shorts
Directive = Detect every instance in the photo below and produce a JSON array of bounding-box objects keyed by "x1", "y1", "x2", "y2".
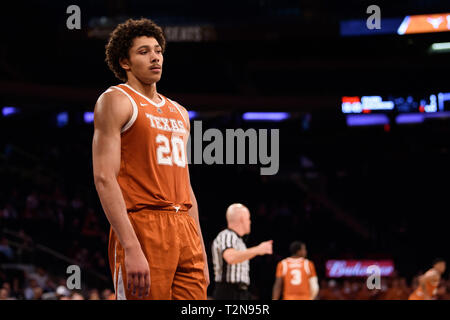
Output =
[
  {"x1": 408, "y1": 291, "x2": 424, "y2": 300},
  {"x1": 108, "y1": 208, "x2": 207, "y2": 300},
  {"x1": 283, "y1": 294, "x2": 312, "y2": 300}
]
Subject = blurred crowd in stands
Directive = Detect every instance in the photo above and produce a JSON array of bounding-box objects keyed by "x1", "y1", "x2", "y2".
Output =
[{"x1": 1, "y1": 182, "x2": 449, "y2": 300}]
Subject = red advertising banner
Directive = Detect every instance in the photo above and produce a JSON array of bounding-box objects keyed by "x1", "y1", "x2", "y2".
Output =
[{"x1": 326, "y1": 260, "x2": 395, "y2": 278}]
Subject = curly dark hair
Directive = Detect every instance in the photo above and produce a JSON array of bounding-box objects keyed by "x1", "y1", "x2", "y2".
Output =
[
  {"x1": 289, "y1": 241, "x2": 305, "y2": 255},
  {"x1": 105, "y1": 18, "x2": 166, "y2": 81}
]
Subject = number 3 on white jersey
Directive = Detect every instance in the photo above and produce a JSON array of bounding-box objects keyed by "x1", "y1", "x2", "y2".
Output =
[
  {"x1": 156, "y1": 134, "x2": 186, "y2": 167},
  {"x1": 290, "y1": 269, "x2": 302, "y2": 285}
]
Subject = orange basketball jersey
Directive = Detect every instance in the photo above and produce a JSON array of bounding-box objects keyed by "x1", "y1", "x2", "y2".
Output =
[
  {"x1": 100, "y1": 83, "x2": 192, "y2": 213},
  {"x1": 408, "y1": 269, "x2": 440, "y2": 300},
  {"x1": 276, "y1": 257, "x2": 317, "y2": 300}
]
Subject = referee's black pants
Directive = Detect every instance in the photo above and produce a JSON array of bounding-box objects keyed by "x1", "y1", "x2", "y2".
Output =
[{"x1": 213, "y1": 282, "x2": 251, "y2": 300}]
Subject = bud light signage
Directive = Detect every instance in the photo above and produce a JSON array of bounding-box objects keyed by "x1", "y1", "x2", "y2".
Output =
[{"x1": 326, "y1": 260, "x2": 395, "y2": 278}]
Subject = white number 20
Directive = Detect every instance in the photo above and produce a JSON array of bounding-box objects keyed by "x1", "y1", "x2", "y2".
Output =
[{"x1": 156, "y1": 134, "x2": 186, "y2": 167}]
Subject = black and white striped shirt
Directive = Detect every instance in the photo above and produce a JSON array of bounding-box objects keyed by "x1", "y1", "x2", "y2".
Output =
[{"x1": 212, "y1": 229, "x2": 250, "y2": 285}]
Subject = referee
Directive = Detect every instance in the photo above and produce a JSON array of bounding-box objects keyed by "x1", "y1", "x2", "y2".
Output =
[{"x1": 211, "y1": 203, "x2": 273, "y2": 300}]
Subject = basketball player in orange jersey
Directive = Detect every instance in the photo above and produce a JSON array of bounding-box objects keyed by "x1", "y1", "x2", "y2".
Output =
[
  {"x1": 92, "y1": 18, "x2": 208, "y2": 300},
  {"x1": 409, "y1": 259, "x2": 446, "y2": 300},
  {"x1": 272, "y1": 241, "x2": 319, "y2": 300}
]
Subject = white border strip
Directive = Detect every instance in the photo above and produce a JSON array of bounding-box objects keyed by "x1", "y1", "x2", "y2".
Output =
[
  {"x1": 304, "y1": 259, "x2": 311, "y2": 276},
  {"x1": 113, "y1": 242, "x2": 117, "y2": 295},
  {"x1": 397, "y1": 16, "x2": 410, "y2": 35},
  {"x1": 123, "y1": 83, "x2": 166, "y2": 107},
  {"x1": 168, "y1": 98, "x2": 188, "y2": 128},
  {"x1": 112, "y1": 86, "x2": 139, "y2": 133},
  {"x1": 282, "y1": 260, "x2": 287, "y2": 277},
  {"x1": 117, "y1": 266, "x2": 126, "y2": 300}
]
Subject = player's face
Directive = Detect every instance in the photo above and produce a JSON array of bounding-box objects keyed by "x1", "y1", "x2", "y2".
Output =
[
  {"x1": 124, "y1": 36, "x2": 163, "y2": 84},
  {"x1": 435, "y1": 262, "x2": 446, "y2": 274},
  {"x1": 300, "y1": 245, "x2": 307, "y2": 257}
]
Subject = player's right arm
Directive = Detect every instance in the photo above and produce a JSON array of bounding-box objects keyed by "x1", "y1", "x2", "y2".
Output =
[
  {"x1": 272, "y1": 261, "x2": 284, "y2": 300},
  {"x1": 419, "y1": 270, "x2": 437, "y2": 300},
  {"x1": 92, "y1": 90, "x2": 149, "y2": 298},
  {"x1": 272, "y1": 277, "x2": 283, "y2": 300},
  {"x1": 223, "y1": 240, "x2": 273, "y2": 265}
]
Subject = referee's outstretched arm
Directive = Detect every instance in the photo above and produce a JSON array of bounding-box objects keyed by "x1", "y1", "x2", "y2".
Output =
[{"x1": 223, "y1": 240, "x2": 273, "y2": 265}]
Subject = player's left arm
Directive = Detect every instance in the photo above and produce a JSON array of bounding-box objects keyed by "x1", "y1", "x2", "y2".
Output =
[
  {"x1": 178, "y1": 102, "x2": 210, "y2": 287},
  {"x1": 308, "y1": 261, "x2": 319, "y2": 300},
  {"x1": 272, "y1": 261, "x2": 284, "y2": 300}
]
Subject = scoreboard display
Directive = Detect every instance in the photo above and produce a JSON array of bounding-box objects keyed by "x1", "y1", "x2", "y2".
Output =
[
  {"x1": 342, "y1": 92, "x2": 450, "y2": 126},
  {"x1": 341, "y1": 12, "x2": 450, "y2": 37}
]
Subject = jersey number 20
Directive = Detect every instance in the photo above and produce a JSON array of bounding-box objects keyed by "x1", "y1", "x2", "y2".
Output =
[{"x1": 156, "y1": 134, "x2": 186, "y2": 167}]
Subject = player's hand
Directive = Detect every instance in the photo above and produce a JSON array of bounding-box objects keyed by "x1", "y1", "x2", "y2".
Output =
[
  {"x1": 257, "y1": 240, "x2": 273, "y2": 255},
  {"x1": 124, "y1": 246, "x2": 150, "y2": 299}
]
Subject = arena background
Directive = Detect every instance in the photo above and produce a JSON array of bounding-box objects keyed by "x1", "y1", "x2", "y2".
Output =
[{"x1": 0, "y1": 0, "x2": 449, "y2": 300}]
